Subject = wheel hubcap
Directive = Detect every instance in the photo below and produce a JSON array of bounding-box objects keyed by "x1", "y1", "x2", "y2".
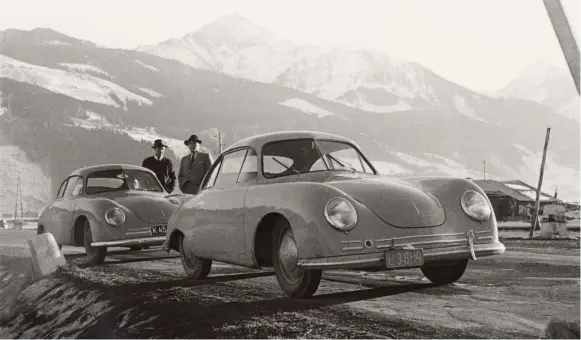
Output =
[{"x1": 278, "y1": 228, "x2": 301, "y2": 284}]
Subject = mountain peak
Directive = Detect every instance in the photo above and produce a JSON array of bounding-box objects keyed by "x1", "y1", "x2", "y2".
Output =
[{"x1": 194, "y1": 14, "x2": 279, "y2": 43}]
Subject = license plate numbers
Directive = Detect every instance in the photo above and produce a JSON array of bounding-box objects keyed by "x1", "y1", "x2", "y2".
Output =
[
  {"x1": 150, "y1": 225, "x2": 167, "y2": 236},
  {"x1": 385, "y1": 249, "x2": 424, "y2": 269}
]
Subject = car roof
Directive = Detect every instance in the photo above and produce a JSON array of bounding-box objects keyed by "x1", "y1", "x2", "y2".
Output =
[
  {"x1": 68, "y1": 164, "x2": 152, "y2": 177},
  {"x1": 225, "y1": 130, "x2": 356, "y2": 152}
]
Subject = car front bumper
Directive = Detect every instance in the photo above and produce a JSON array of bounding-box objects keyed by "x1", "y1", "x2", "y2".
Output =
[
  {"x1": 91, "y1": 236, "x2": 166, "y2": 248},
  {"x1": 297, "y1": 230, "x2": 506, "y2": 270}
]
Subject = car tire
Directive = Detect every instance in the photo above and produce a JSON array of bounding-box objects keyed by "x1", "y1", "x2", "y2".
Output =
[
  {"x1": 420, "y1": 259, "x2": 469, "y2": 285},
  {"x1": 83, "y1": 220, "x2": 107, "y2": 266},
  {"x1": 271, "y1": 220, "x2": 322, "y2": 298},
  {"x1": 178, "y1": 234, "x2": 211, "y2": 279}
]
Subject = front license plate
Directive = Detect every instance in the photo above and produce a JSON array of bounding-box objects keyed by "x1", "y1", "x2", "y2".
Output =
[
  {"x1": 150, "y1": 225, "x2": 167, "y2": 236},
  {"x1": 385, "y1": 249, "x2": 424, "y2": 269}
]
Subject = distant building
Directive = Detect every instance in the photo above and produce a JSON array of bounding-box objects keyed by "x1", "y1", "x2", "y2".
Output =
[{"x1": 472, "y1": 179, "x2": 562, "y2": 221}]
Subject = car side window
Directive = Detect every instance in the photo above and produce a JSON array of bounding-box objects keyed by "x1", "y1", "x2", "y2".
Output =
[
  {"x1": 56, "y1": 179, "x2": 69, "y2": 199},
  {"x1": 63, "y1": 177, "x2": 80, "y2": 197},
  {"x1": 213, "y1": 149, "x2": 247, "y2": 189},
  {"x1": 237, "y1": 149, "x2": 258, "y2": 183},
  {"x1": 202, "y1": 158, "x2": 222, "y2": 190},
  {"x1": 70, "y1": 177, "x2": 84, "y2": 197}
]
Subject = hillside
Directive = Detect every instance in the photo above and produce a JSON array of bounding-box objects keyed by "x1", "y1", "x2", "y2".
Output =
[
  {"x1": 0, "y1": 116, "x2": 177, "y2": 202},
  {"x1": 0, "y1": 27, "x2": 579, "y2": 201},
  {"x1": 495, "y1": 58, "x2": 579, "y2": 121}
]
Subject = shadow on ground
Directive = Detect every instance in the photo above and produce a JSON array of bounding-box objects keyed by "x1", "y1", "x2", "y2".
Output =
[{"x1": 0, "y1": 256, "x2": 544, "y2": 339}]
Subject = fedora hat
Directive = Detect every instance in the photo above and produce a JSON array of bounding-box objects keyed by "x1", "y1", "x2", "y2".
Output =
[
  {"x1": 151, "y1": 139, "x2": 168, "y2": 148},
  {"x1": 184, "y1": 134, "x2": 203, "y2": 145}
]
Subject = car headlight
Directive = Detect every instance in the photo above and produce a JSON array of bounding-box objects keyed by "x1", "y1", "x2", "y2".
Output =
[
  {"x1": 105, "y1": 207, "x2": 126, "y2": 226},
  {"x1": 324, "y1": 197, "x2": 357, "y2": 231},
  {"x1": 168, "y1": 197, "x2": 181, "y2": 205},
  {"x1": 461, "y1": 190, "x2": 491, "y2": 221}
]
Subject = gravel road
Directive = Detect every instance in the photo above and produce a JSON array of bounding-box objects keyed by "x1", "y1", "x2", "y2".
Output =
[{"x1": 0, "y1": 230, "x2": 578, "y2": 338}]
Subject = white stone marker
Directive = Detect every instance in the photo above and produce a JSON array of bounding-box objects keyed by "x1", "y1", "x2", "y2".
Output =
[{"x1": 27, "y1": 233, "x2": 67, "y2": 278}]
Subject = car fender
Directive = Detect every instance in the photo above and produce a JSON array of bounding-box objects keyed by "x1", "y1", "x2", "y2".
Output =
[
  {"x1": 70, "y1": 197, "x2": 142, "y2": 243},
  {"x1": 245, "y1": 181, "x2": 379, "y2": 259}
]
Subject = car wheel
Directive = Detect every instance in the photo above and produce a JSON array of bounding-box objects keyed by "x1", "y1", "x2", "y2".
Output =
[
  {"x1": 178, "y1": 234, "x2": 211, "y2": 279},
  {"x1": 420, "y1": 259, "x2": 469, "y2": 285},
  {"x1": 83, "y1": 220, "x2": 107, "y2": 266},
  {"x1": 271, "y1": 220, "x2": 322, "y2": 298}
]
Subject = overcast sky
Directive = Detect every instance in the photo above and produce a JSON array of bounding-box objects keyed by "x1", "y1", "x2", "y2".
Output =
[{"x1": 1, "y1": 0, "x2": 579, "y2": 92}]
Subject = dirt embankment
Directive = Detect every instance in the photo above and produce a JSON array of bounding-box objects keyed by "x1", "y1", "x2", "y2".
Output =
[
  {"x1": 0, "y1": 238, "x2": 578, "y2": 339},
  {"x1": 0, "y1": 256, "x2": 493, "y2": 339}
]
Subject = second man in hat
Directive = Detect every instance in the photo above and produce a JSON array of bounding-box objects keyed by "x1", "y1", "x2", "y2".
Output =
[{"x1": 178, "y1": 134, "x2": 213, "y2": 195}]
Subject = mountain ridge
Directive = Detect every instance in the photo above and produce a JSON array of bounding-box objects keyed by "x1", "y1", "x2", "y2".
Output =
[{"x1": 0, "y1": 26, "x2": 579, "y2": 204}]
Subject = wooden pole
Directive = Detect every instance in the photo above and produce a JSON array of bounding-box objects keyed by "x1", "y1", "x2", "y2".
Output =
[
  {"x1": 529, "y1": 127, "x2": 551, "y2": 238},
  {"x1": 218, "y1": 132, "x2": 223, "y2": 154},
  {"x1": 483, "y1": 160, "x2": 486, "y2": 180},
  {"x1": 543, "y1": 0, "x2": 580, "y2": 95}
]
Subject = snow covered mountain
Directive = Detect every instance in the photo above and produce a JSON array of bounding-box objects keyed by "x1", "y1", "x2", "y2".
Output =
[
  {"x1": 1, "y1": 27, "x2": 579, "y2": 204},
  {"x1": 495, "y1": 58, "x2": 579, "y2": 121},
  {"x1": 137, "y1": 15, "x2": 486, "y2": 114}
]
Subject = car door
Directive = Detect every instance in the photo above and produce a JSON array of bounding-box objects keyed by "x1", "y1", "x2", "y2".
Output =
[
  {"x1": 51, "y1": 176, "x2": 82, "y2": 244},
  {"x1": 188, "y1": 148, "x2": 253, "y2": 262}
]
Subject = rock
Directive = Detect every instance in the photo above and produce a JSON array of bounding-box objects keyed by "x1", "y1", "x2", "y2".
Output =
[
  {"x1": 27, "y1": 233, "x2": 67, "y2": 279},
  {"x1": 545, "y1": 318, "x2": 580, "y2": 339}
]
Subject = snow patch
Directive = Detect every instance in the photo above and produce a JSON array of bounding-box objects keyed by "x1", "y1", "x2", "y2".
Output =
[
  {"x1": 134, "y1": 60, "x2": 159, "y2": 72},
  {"x1": 391, "y1": 151, "x2": 496, "y2": 179},
  {"x1": 513, "y1": 144, "x2": 536, "y2": 157},
  {"x1": 452, "y1": 95, "x2": 487, "y2": 122},
  {"x1": 279, "y1": 98, "x2": 335, "y2": 118},
  {"x1": 351, "y1": 99, "x2": 413, "y2": 113},
  {"x1": 391, "y1": 152, "x2": 433, "y2": 168},
  {"x1": 45, "y1": 40, "x2": 71, "y2": 46},
  {"x1": 137, "y1": 87, "x2": 164, "y2": 98},
  {"x1": 0, "y1": 91, "x2": 5, "y2": 116},
  {"x1": 371, "y1": 160, "x2": 413, "y2": 176},
  {"x1": 519, "y1": 152, "x2": 579, "y2": 201},
  {"x1": 59, "y1": 63, "x2": 112, "y2": 78},
  {"x1": 70, "y1": 111, "x2": 111, "y2": 127},
  {"x1": 1, "y1": 54, "x2": 153, "y2": 109}
]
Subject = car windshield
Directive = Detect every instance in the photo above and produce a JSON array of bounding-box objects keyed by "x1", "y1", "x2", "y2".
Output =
[
  {"x1": 261, "y1": 138, "x2": 375, "y2": 178},
  {"x1": 85, "y1": 168, "x2": 163, "y2": 195}
]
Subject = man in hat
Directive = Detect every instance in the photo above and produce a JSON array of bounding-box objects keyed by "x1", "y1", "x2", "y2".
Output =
[
  {"x1": 142, "y1": 139, "x2": 176, "y2": 193},
  {"x1": 178, "y1": 134, "x2": 213, "y2": 195}
]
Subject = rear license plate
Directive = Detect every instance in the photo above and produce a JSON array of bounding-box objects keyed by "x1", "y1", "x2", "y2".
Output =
[
  {"x1": 150, "y1": 225, "x2": 167, "y2": 236},
  {"x1": 385, "y1": 248, "x2": 424, "y2": 269}
]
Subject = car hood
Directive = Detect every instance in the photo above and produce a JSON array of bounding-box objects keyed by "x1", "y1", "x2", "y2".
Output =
[
  {"x1": 101, "y1": 191, "x2": 179, "y2": 225},
  {"x1": 325, "y1": 175, "x2": 446, "y2": 228}
]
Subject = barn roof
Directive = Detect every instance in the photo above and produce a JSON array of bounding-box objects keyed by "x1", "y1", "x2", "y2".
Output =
[{"x1": 473, "y1": 179, "x2": 560, "y2": 203}]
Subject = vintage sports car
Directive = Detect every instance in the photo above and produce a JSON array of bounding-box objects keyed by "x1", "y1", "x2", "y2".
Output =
[
  {"x1": 38, "y1": 164, "x2": 188, "y2": 265},
  {"x1": 162, "y1": 131, "x2": 506, "y2": 298}
]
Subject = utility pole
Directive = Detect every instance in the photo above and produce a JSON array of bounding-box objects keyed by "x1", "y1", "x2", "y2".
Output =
[
  {"x1": 483, "y1": 160, "x2": 486, "y2": 180},
  {"x1": 529, "y1": 127, "x2": 551, "y2": 238},
  {"x1": 214, "y1": 132, "x2": 225, "y2": 154}
]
